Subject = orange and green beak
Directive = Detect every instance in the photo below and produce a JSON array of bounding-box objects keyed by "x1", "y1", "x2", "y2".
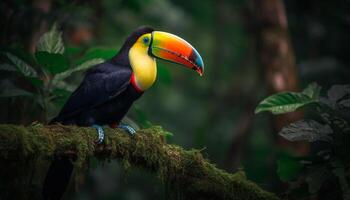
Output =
[{"x1": 148, "y1": 31, "x2": 204, "y2": 76}]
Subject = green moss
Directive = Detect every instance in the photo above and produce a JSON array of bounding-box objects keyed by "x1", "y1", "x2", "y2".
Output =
[{"x1": 0, "y1": 124, "x2": 279, "y2": 200}]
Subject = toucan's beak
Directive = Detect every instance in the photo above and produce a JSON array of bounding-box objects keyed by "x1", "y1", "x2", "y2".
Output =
[{"x1": 149, "y1": 31, "x2": 204, "y2": 76}]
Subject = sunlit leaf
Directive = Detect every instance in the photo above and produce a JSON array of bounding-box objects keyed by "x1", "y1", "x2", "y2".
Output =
[
  {"x1": 279, "y1": 120, "x2": 333, "y2": 142},
  {"x1": 5, "y1": 53, "x2": 38, "y2": 78},
  {"x1": 35, "y1": 51, "x2": 69, "y2": 74},
  {"x1": 52, "y1": 58, "x2": 104, "y2": 84},
  {"x1": 36, "y1": 23, "x2": 65, "y2": 54},
  {"x1": 255, "y1": 92, "x2": 317, "y2": 114},
  {"x1": 256, "y1": 83, "x2": 323, "y2": 114},
  {"x1": 302, "y1": 82, "x2": 321, "y2": 99},
  {"x1": 0, "y1": 79, "x2": 35, "y2": 98}
]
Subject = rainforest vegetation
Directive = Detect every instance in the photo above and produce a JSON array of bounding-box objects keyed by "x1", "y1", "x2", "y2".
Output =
[{"x1": 0, "y1": 0, "x2": 349, "y2": 200}]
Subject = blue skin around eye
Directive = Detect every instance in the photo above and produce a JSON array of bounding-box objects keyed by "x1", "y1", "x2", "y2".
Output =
[{"x1": 143, "y1": 37, "x2": 149, "y2": 44}]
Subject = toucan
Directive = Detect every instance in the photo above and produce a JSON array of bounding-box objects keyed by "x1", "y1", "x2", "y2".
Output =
[{"x1": 43, "y1": 26, "x2": 204, "y2": 199}]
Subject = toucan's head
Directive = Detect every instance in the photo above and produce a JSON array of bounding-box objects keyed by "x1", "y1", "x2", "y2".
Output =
[
  {"x1": 114, "y1": 26, "x2": 204, "y2": 91},
  {"x1": 122, "y1": 26, "x2": 204, "y2": 76}
]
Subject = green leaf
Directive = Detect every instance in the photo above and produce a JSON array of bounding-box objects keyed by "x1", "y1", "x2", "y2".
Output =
[
  {"x1": 2, "y1": 48, "x2": 38, "y2": 66},
  {"x1": 52, "y1": 58, "x2": 104, "y2": 84},
  {"x1": 255, "y1": 92, "x2": 317, "y2": 114},
  {"x1": 302, "y1": 82, "x2": 321, "y2": 99},
  {"x1": 35, "y1": 51, "x2": 69, "y2": 74},
  {"x1": 51, "y1": 88, "x2": 71, "y2": 107},
  {"x1": 277, "y1": 154, "x2": 303, "y2": 181},
  {"x1": 256, "y1": 83, "x2": 323, "y2": 114},
  {"x1": 0, "y1": 80, "x2": 35, "y2": 98},
  {"x1": 5, "y1": 53, "x2": 38, "y2": 78},
  {"x1": 36, "y1": 23, "x2": 65, "y2": 54},
  {"x1": 0, "y1": 60, "x2": 43, "y2": 87},
  {"x1": 279, "y1": 120, "x2": 333, "y2": 142},
  {"x1": 0, "y1": 63, "x2": 18, "y2": 72}
]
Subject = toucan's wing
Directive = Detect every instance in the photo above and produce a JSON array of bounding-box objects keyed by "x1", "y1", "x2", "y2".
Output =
[{"x1": 53, "y1": 62, "x2": 132, "y2": 122}]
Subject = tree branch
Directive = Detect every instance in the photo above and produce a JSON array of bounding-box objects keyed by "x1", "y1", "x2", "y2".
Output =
[{"x1": 0, "y1": 124, "x2": 279, "y2": 200}]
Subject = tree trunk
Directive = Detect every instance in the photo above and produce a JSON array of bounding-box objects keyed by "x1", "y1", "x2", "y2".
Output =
[{"x1": 253, "y1": 0, "x2": 309, "y2": 155}]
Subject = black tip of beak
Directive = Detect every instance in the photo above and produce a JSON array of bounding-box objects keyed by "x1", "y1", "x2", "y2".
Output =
[{"x1": 190, "y1": 50, "x2": 204, "y2": 76}]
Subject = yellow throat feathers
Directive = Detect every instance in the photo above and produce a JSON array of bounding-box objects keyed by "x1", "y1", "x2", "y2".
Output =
[{"x1": 128, "y1": 34, "x2": 157, "y2": 91}]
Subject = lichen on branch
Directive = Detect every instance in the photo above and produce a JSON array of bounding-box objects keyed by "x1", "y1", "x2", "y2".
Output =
[{"x1": 0, "y1": 124, "x2": 279, "y2": 200}]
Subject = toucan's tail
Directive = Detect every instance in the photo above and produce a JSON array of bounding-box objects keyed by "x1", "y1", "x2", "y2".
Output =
[
  {"x1": 44, "y1": 114, "x2": 78, "y2": 199},
  {"x1": 42, "y1": 154, "x2": 74, "y2": 200}
]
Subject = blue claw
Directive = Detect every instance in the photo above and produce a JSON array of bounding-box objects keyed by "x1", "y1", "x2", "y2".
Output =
[
  {"x1": 92, "y1": 124, "x2": 105, "y2": 144},
  {"x1": 118, "y1": 123, "x2": 136, "y2": 135}
]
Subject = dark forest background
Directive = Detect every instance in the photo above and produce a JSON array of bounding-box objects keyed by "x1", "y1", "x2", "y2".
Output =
[{"x1": 0, "y1": 0, "x2": 349, "y2": 199}]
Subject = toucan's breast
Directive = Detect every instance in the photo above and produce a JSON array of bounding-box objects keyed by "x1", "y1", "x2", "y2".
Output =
[{"x1": 128, "y1": 41, "x2": 157, "y2": 91}]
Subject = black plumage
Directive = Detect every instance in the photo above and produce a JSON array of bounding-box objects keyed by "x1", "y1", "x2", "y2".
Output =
[
  {"x1": 51, "y1": 26, "x2": 154, "y2": 126},
  {"x1": 43, "y1": 26, "x2": 154, "y2": 200},
  {"x1": 51, "y1": 63, "x2": 137, "y2": 126}
]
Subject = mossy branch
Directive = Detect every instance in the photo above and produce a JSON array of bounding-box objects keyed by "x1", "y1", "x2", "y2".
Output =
[{"x1": 0, "y1": 124, "x2": 278, "y2": 200}]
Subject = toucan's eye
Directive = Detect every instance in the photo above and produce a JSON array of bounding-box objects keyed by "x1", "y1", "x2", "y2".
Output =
[{"x1": 143, "y1": 37, "x2": 150, "y2": 44}]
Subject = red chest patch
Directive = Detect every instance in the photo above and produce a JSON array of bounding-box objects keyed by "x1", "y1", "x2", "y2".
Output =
[{"x1": 130, "y1": 73, "x2": 143, "y2": 93}]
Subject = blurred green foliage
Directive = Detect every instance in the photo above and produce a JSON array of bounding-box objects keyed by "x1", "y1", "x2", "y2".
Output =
[
  {"x1": 256, "y1": 83, "x2": 350, "y2": 199},
  {"x1": 0, "y1": 0, "x2": 349, "y2": 199},
  {"x1": 1, "y1": 24, "x2": 105, "y2": 120}
]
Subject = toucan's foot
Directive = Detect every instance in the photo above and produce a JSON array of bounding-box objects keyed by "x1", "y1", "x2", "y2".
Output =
[
  {"x1": 92, "y1": 124, "x2": 105, "y2": 144},
  {"x1": 118, "y1": 123, "x2": 136, "y2": 135}
]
